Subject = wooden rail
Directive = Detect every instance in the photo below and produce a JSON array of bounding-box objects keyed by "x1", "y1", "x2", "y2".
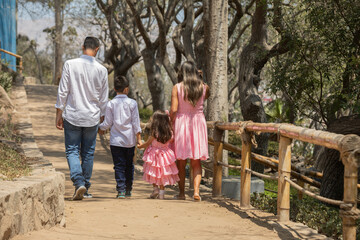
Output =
[
  {"x1": 0, "y1": 48, "x2": 23, "y2": 74},
  {"x1": 208, "y1": 121, "x2": 360, "y2": 240},
  {"x1": 208, "y1": 137, "x2": 323, "y2": 188},
  {"x1": 141, "y1": 121, "x2": 360, "y2": 238}
]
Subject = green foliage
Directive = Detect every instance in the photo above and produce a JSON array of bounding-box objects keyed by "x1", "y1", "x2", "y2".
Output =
[
  {"x1": 251, "y1": 193, "x2": 277, "y2": 214},
  {"x1": 291, "y1": 198, "x2": 343, "y2": 239},
  {"x1": 0, "y1": 72, "x2": 13, "y2": 92},
  {"x1": 228, "y1": 131, "x2": 242, "y2": 146},
  {"x1": 228, "y1": 156, "x2": 241, "y2": 176},
  {"x1": 269, "y1": 1, "x2": 360, "y2": 127},
  {"x1": 267, "y1": 141, "x2": 278, "y2": 157},
  {"x1": 265, "y1": 99, "x2": 290, "y2": 123},
  {"x1": 139, "y1": 108, "x2": 153, "y2": 122},
  {"x1": 251, "y1": 187, "x2": 360, "y2": 239}
]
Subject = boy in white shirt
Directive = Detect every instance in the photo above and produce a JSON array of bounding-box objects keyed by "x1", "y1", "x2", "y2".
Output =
[{"x1": 99, "y1": 76, "x2": 141, "y2": 198}]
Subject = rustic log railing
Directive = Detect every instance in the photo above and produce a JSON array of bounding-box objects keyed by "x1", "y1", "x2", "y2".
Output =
[
  {"x1": 206, "y1": 121, "x2": 360, "y2": 240},
  {"x1": 140, "y1": 121, "x2": 359, "y2": 239},
  {"x1": 0, "y1": 48, "x2": 23, "y2": 74}
]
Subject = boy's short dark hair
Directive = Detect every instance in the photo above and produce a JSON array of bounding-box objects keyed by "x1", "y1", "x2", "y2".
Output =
[
  {"x1": 114, "y1": 76, "x2": 129, "y2": 93},
  {"x1": 83, "y1": 36, "x2": 100, "y2": 50}
]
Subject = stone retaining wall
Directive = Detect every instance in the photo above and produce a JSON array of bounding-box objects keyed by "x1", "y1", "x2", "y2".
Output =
[{"x1": 0, "y1": 80, "x2": 65, "y2": 240}]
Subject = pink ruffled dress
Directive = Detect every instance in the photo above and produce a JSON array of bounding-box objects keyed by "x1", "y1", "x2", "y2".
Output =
[
  {"x1": 142, "y1": 139, "x2": 180, "y2": 186},
  {"x1": 174, "y1": 83, "x2": 209, "y2": 160}
]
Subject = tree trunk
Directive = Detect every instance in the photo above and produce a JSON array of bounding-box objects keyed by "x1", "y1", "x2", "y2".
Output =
[
  {"x1": 203, "y1": 0, "x2": 229, "y2": 177},
  {"x1": 53, "y1": 0, "x2": 63, "y2": 85},
  {"x1": 31, "y1": 47, "x2": 43, "y2": 84},
  {"x1": 142, "y1": 47, "x2": 165, "y2": 111},
  {"x1": 112, "y1": 64, "x2": 137, "y2": 100},
  {"x1": 126, "y1": 69, "x2": 137, "y2": 100},
  {"x1": 237, "y1": 0, "x2": 269, "y2": 173},
  {"x1": 319, "y1": 115, "x2": 360, "y2": 201}
]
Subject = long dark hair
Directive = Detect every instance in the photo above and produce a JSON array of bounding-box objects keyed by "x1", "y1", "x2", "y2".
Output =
[
  {"x1": 150, "y1": 110, "x2": 172, "y2": 144},
  {"x1": 177, "y1": 61, "x2": 203, "y2": 107}
]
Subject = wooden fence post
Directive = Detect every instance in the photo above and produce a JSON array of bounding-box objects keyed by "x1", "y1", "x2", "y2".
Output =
[
  {"x1": 212, "y1": 125, "x2": 224, "y2": 197},
  {"x1": 19, "y1": 57, "x2": 23, "y2": 74},
  {"x1": 277, "y1": 136, "x2": 292, "y2": 222},
  {"x1": 297, "y1": 180, "x2": 304, "y2": 200},
  {"x1": 240, "y1": 132, "x2": 252, "y2": 208},
  {"x1": 339, "y1": 136, "x2": 360, "y2": 240}
]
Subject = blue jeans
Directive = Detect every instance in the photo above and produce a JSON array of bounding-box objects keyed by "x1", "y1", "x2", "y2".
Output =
[
  {"x1": 110, "y1": 145, "x2": 135, "y2": 193},
  {"x1": 64, "y1": 120, "x2": 98, "y2": 189}
]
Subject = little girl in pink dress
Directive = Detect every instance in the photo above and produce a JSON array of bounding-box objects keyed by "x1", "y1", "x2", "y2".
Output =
[{"x1": 137, "y1": 110, "x2": 179, "y2": 199}]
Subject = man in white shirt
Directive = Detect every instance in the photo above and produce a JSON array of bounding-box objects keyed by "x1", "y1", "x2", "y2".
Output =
[{"x1": 55, "y1": 37, "x2": 108, "y2": 200}]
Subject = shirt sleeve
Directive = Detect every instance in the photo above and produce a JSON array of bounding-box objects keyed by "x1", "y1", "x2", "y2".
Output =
[
  {"x1": 99, "y1": 101, "x2": 113, "y2": 130},
  {"x1": 131, "y1": 101, "x2": 142, "y2": 135},
  {"x1": 99, "y1": 71, "x2": 109, "y2": 117},
  {"x1": 55, "y1": 62, "x2": 70, "y2": 110}
]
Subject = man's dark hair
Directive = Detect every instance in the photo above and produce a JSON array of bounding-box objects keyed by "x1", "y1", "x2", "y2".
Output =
[
  {"x1": 83, "y1": 36, "x2": 100, "y2": 50},
  {"x1": 114, "y1": 76, "x2": 129, "y2": 93}
]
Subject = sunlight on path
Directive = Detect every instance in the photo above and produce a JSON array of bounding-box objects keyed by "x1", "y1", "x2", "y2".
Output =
[{"x1": 12, "y1": 85, "x2": 305, "y2": 240}]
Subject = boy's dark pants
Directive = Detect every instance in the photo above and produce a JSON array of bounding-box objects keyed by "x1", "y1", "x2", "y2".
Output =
[{"x1": 110, "y1": 146, "x2": 135, "y2": 193}]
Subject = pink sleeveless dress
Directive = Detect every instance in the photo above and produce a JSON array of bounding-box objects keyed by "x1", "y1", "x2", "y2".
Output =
[
  {"x1": 142, "y1": 139, "x2": 180, "y2": 186},
  {"x1": 174, "y1": 83, "x2": 209, "y2": 160}
]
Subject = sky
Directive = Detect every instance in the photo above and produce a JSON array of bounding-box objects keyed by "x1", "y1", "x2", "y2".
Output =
[
  {"x1": 17, "y1": 2, "x2": 53, "y2": 50},
  {"x1": 17, "y1": 1, "x2": 93, "y2": 52}
]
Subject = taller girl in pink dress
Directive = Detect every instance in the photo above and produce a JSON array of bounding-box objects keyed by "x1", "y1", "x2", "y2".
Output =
[{"x1": 170, "y1": 61, "x2": 210, "y2": 201}]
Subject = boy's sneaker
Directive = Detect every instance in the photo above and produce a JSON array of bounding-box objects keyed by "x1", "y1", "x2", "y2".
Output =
[
  {"x1": 125, "y1": 190, "x2": 131, "y2": 197},
  {"x1": 72, "y1": 186, "x2": 86, "y2": 201},
  {"x1": 116, "y1": 191, "x2": 126, "y2": 199},
  {"x1": 83, "y1": 190, "x2": 93, "y2": 199}
]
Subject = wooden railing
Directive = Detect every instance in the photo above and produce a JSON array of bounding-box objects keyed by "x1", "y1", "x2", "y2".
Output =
[
  {"x1": 206, "y1": 121, "x2": 360, "y2": 240},
  {"x1": 140, "y1": 120, "x2": 360, "y2": 239},
  {"x1": 0, "y1": 48, "x2": 23, "y2": 74}
]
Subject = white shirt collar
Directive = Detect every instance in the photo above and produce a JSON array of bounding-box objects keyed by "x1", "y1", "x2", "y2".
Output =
[
  {"x1": 114, "y1": 94, "x2": 128, "y2": 98},
  {"x1": 80, "y1": 54, "x2": 96, "y2": 61}
]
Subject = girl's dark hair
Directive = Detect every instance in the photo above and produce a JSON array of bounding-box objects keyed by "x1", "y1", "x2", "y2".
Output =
[
  {"x1": 177, "y1": 61, "x2": 203, "y2": 107},
  {"x1": 150, "y1": 110, "x2": 172, "y2": 144}
]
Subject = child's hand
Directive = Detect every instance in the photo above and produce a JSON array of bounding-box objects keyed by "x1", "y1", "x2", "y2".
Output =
[
  {"x1": 137, "y1": 140, "x2": 145, "y2": 149},
  {"x1": 98, "y1": 129, "x2": 105, "y2": 135}
]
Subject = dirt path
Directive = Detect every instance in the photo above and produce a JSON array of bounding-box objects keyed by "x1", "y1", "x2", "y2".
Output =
[{"x1": 13, "y1": 85, "x2": 327, "y2": 240}]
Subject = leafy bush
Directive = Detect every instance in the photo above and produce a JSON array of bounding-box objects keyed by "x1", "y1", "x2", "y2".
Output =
[
  {"x1": 228, "y1": 131, "x2": 242, "y2": 146},
  {"x1": 228, "y1": 156, "x2": 241, "y2": 176},
  {"x1": 251, "y1": 192, "x2": 360, "y2": 239},
  {"x1": 267, "y1": 141, "x2": 279, "y2": 157},
  {"x1": 139, "y1": 108, "x2": 153, "y2": 122},
  {"x1": 0, "y1": 72, "x2": 13, "y2": 92}
]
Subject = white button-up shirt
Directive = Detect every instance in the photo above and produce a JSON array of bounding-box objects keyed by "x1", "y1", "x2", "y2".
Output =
[
  {"x1": 55, "y1": 55, "x2": 109, "y2": 127},
  {"x1": 99, "y1": 94, "x2": 142, "y2": 148}
]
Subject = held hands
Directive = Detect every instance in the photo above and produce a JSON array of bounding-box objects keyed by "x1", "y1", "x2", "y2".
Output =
[
  {"x1": 98, "y1": 128, "x2": 105, "y2": 135},
  {"x1": 137, "y1": 140, "x2": 145, "y2": 149}
]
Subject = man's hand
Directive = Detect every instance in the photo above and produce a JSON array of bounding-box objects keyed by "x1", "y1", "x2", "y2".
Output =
[
  {"x1": 98, "y1": 128, "x2": 105, "y2": 135},
  {"x1": 56, "y1": 109, "x2": 64, "y2": 130},
  {"x1": 137, "y1": 141, "x2": 145, "y2": 149},
  {"x1": 137, "y1": 139, "x2": 143, "y2": 148}
]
